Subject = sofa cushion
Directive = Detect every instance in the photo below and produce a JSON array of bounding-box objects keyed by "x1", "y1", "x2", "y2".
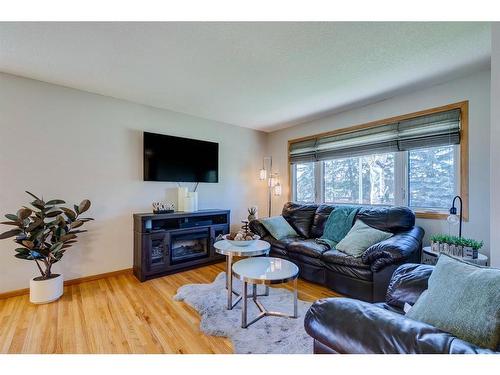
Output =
[
  {"x1": 286, "y1": 239, "x2": 329, "y2": 258},
  {"x1": 260, "y1": 215, "x2": 298, "y2": 240},
  {"x1": 264, "y1": 235, "x2": 297, "y2": 251},
  {"x1": 407, "y1": 254, "x2": 500, "y2": 350},
  {"x1": 321, "y1": 249, "x2": 371, "y2": 269},
  {"x1": 336, "y1": 220, "x2": 393, "y2": 257},
  {"x1": 357, "y1": 206, "x2": 415, "y2": 233},
  {"x1": 310, "y1": 204, "x2": 335, "y2": 239},
  {"x1": 288, "y1": 252, "x2": 326, "y2": 268},
  {"x1": 281, "y1": 202, "x2": 317, "y2": 238}
]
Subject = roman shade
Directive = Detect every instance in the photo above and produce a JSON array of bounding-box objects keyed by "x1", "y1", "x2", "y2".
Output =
[{"x1": 289, "y1": 109, "x2": 461, "y2": 164}]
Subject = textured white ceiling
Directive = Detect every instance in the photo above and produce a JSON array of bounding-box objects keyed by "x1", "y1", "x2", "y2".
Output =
[{"x1": 0, "y1": 22, "x2": 491, "y2": 132}]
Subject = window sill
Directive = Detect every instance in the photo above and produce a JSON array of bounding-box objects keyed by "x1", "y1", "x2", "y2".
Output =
[{"x1": 415, "y1": 210, "x2": 468, "y2": 221}]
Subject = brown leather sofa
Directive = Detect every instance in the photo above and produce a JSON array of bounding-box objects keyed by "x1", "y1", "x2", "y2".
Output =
[
  {"x1": 304, "y1": 263, "x2": 499, "y2": 353},
  {"x1": 249, "y1": 202, "x2": 423, "y2": 302}
]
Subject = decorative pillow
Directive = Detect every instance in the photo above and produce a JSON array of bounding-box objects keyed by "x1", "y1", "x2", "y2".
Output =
[
  {"x1": 335, "y1": 219, "x2": 393, "y2": 257},
  {"x1": 407, "y1": 254, "x2": 500, "y2": 350},
  {"x1": 260, "y1": 216, "x2": 298, "y2": 240}
]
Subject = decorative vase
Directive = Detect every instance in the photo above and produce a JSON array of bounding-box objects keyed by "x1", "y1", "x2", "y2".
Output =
[
  {"x1": 177, "y1": 187, "x2": 188, "y2": 211},
  {"x1": 30, "y1": 274, "x2": 63, "y2": 304},
  {"x1": 184, "y1": 192, "x2": 198, "y2": 212},
  {"x1": 431, "y1": 241, "x2": 439, "y2": 253},
  {"x1": 443, "y1": 243, "x2": 450, "y2": 254}
]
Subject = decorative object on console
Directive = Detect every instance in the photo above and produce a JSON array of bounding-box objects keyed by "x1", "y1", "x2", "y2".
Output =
[
  {"x1": 152, "y1": 201, "x2": 175, "y2": 214},
  {"x1": 177, "y1": 183, "x2": 199, "y2": 212},
  {"x1": 222, "y1": 221, "x2": 260, "y2": 247},
  {"x1": 447, "y1": 195, "x2": 463, "y2": 237},
  {"x1": 0, "y1": 191, "x2": 93, "y2": 304},
  {"x1": 177, "y1": 186, "x2": 188, "y2": 211},
  {"x1": 258, "y1": 156, "x2": 282, "y2": 217},
  {"x1": 247, "y1": 206, "x2": 257, "y2": 222}
]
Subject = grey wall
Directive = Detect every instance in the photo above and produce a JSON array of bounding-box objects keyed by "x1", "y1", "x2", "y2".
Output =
[
  {"x1": 267, "y1": 69, "x2": 492, "y2": 259},
  {"x1": 490, "y1": 23, "x2": 500, "y2": 268},
  {"x1": 0, "y1": 73, "x2": 268, "y2": 293}
]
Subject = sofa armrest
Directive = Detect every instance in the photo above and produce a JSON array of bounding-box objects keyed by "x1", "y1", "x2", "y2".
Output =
[
  {"x1": 249, "y1": 219, "x2": 270, "y2": 238},
  {"x1": 385, "y1": 263, "x2": 434, "y2": 309},
  {"x1": 304, "y1": 298, "x2": 495, "y2": 354},
  {"x1": 361, "y1": 227, "x2": 424, "y2": 271}
]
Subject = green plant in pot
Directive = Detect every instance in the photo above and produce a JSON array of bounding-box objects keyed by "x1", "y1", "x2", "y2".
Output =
[
  {"x1": 247, "y1": 206, "x2": 257, "y2": 221},
  {"x1": 0, "y1": 191, "x2": 93, "y2": 304}
]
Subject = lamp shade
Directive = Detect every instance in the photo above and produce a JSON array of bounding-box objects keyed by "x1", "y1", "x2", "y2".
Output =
[{"x1": 447, "y1": 214, "x2": 459, "y2": 225}]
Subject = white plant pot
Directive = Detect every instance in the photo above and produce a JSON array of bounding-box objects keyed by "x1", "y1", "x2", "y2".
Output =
[{"x1": 30, "y1": 274, "x2": 63, "y2": 304}]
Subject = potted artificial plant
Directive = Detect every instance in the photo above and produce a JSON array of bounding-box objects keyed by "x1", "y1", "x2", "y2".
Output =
[
  {"x1": 429, "y1": 234, "x2": 483, "y2": 259},
  {"x1": 0, "y1": 191, "x2": 93, "y2": 304}
]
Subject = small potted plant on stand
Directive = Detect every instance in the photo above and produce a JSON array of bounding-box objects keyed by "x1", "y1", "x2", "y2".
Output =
[
  {"x1": 0, "y1": 191, "x2": 93, "y2": 304},
  {"x1": 429, "y1": 233, "x2": 483, "y2": 259}
]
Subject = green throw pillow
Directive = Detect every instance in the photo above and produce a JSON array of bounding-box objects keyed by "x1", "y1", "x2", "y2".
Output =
[
  {"x1": 260, "y1": 216, "x2": 298, "y2": 240},
  {"x1": 335, "y1": 219, "x2": 392, "y2": 257},
  {"x1": 407, "y1": 254, "x2": 500, "y2": 350}
]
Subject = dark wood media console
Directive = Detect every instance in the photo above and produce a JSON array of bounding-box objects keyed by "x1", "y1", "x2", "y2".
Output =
[{"x1": 133, "y1": 209, "x2": 230, "y2": 281}]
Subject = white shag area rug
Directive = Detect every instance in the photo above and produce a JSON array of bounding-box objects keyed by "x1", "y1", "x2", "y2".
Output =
[{"x1": 174, "y1": 272, "x2": 314, "y2": 354}]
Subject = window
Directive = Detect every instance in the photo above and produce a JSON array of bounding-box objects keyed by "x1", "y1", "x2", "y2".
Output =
[
  {"x1": 294, "y1": 162, "x2": 315, "y2": 203},
  {"x1": 292, "y1": 146, "x2": 458, "y2": 210},
  {"x1": 324, "y1": 152, "x2": 395, "y2": 205},
  {"x1": 288, "y1": 102, "x2": 468, "y2": 219},
  {"x1": 408, "y1": 145, "x2": 457, "y2": 209}
]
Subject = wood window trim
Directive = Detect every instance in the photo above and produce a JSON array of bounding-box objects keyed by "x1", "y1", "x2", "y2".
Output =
[{"x1": 287, "y1": 101, "x2": 469, "y2": 221}]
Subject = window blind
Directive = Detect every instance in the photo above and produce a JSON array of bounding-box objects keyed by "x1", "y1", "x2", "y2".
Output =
[{"x1": 289, "y1": 108, "x2": 460, "y2": 164}]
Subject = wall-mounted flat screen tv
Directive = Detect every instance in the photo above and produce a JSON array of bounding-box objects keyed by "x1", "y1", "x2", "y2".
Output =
[{"x1": 143, "y1": 132, "x2": 219, "y2": 183}]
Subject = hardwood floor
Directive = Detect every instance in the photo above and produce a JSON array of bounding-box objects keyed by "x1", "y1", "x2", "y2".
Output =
[{"x1": 0, "y1": 262, "x2": 338, "y2": 354}]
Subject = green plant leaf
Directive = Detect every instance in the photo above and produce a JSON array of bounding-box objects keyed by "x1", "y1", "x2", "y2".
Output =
[
  {"x1": 25, "y1": 191, "x2": 41, "y2": 201},
  {"x1": 26, "y1": 218, "x2": 43, "y2": 231},
  {"x1": 14, "y1": 247, "x2": 30, "y2": 253},
  {"x1": 78, "y1": 200, "x2": 91, "y2": 214},
  {"x1": 71, "y1": 220, "x2": 83, "y2": 229},
  {"x1": 14, "y1": 253, "x2": 31, "y2": 260},
  {"x1": 60, "y1": 233, "x2": 77, "y2": 242},
  {"x1": 0, "y1": 228, "x2": 22, "y2": 239},
  {"x1": 0, "y1": 221, "x2": 21, "y2": 226},
  {"x1": 21, "y1": 240, "x2": 34, "y2": 249},
  {"x1": 60, "y1": 207, "x2": 77, "y2": 221},
  {"x1": 16, "y1": 208, "x2": 32, "y2": 220},
  {"x1": 67, "y1": 229, "x2": 86, "y2": 236},
  {"x1": 46, "y1": 199, "x2": 66, "y2": 205},
  {"x1": 45, "y1": 210, "x2": 63, "y2": 218},
  {"x1": 50, "y1": 242, "x2": 63, "y2": 253},
  {"x1": 31, "y1": 199, "x2": 45, "y2": 210},
  {"x1": 5, "y1": 213, "x2": 19, "y2": 221}
]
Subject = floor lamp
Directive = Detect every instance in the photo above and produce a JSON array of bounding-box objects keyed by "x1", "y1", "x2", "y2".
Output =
[{"x1": 259, "y1": 156, "x2": 282, "y2": 217}]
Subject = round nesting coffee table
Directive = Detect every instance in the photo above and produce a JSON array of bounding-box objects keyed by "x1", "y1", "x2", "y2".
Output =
[
  {"x1": 232, "y1": 257, "x2": 299, "y2": 329},
  {"x1": 213, "y1": 239, "x2": 270, "y2": 310}
]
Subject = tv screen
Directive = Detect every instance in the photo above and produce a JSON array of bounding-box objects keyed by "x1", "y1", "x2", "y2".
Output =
[{"x1": 143, "y1": 132, "x2": 219, "y2": 183}]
